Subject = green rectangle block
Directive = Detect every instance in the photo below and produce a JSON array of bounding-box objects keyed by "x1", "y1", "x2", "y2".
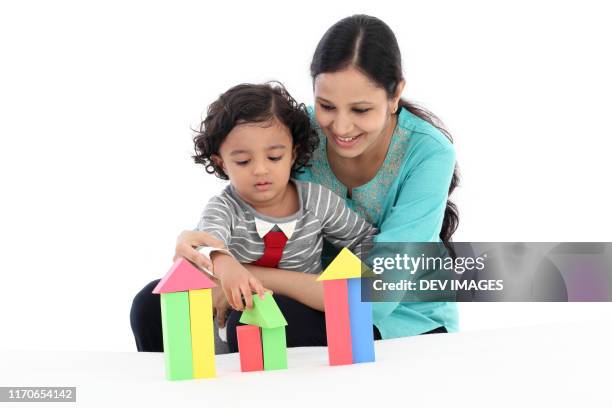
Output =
[
  {"x1": 160, "y1": 292, "x2": 193, "y2": 380},
  {"x1": 262, "y1": 327, "x2": 287, "y2": 370}
]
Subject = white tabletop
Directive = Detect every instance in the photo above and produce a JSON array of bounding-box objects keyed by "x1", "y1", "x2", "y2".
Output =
[{"x1": 1, "y1": 322, "x2": 609, "y2": 407}]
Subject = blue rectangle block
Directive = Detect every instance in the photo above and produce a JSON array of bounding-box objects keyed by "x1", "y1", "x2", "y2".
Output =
[{"x1": 347, "y1": 278, "x2": 375, "y2": 363}]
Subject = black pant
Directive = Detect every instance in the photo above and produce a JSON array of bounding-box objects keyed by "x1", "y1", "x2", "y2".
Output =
[{"x1": 130, "y1": 279, "x2": 445, "y2": 352}]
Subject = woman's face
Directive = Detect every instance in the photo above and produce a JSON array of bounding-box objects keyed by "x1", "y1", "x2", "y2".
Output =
[{"x1": 314, "y1": 67, "x2": 402, "y2": 159}]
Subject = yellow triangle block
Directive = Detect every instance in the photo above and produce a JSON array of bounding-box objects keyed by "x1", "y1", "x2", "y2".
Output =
[{"x1": 317, "y1": 248, "x2": 372, "y2": 281}]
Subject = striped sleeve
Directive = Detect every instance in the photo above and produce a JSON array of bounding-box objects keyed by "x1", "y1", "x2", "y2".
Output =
[
  {"x1": 317, "y1": 186, "x2": 377, "y2": 257},
  {"x1": 194, "y1": 195, "x2": 232, "y2": 247}
]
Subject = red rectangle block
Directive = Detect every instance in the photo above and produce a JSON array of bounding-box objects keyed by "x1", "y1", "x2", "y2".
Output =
[
  {"x1": 323, "y1": 279, "x2": 353, "y2": 366},
  {"x1": 237, "y1": 325, "x2": 264, "y2": 372}
]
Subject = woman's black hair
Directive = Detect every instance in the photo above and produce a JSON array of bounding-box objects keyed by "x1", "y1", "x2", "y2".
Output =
[
  {"x1": 310, "y1": 14, "x2": 461, "y2": 257},
  {"x1": 193, "y1": 82, "x2": 319, "y2": 180}
]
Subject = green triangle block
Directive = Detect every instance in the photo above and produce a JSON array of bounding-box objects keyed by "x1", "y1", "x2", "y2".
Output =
[{"x1": 239, "y1": 292, "x2": 288, "y2": 329}]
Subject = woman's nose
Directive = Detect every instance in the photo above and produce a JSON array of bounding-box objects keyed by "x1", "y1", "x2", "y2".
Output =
[{"x1": 331, "y1": 112, "x2": 353, "y2": 137}]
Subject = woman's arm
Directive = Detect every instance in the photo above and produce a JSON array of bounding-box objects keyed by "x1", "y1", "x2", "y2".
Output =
[
  {"x1": 243, "y1": 264, "x2": 325, "y2": 311},
  {"x1": 368, "y1": 143, "x2": 456, "y2": 322}
]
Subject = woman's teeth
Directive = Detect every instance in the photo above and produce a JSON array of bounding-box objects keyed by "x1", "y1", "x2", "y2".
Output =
[{"x1": 339, "y1": 136, "x2": 356, "y2": 141}]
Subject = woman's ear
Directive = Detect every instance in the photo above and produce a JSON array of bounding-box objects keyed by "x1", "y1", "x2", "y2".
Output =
[{"x1": 391, "y1": 79, "x2": 406, "y2": 113}]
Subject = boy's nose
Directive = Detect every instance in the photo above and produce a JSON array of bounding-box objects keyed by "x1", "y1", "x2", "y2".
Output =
[{"x1": 253, "y1": 161, "x2": 269, "y2": 176}]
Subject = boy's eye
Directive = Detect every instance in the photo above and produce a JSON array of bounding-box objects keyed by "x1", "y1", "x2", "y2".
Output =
[
  {"x1": 235, "y1": 160, "x2": 250, "y2": 166},
  {"x1": 268, "y1": 156, "x2": 283, "y2": 161}
]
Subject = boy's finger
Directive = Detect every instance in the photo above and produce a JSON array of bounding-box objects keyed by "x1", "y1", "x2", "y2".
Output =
[
  {"x1": 242, "y1": 286, "x2": 254, "y2": 309},
  {"x1": 224, "y1": 288, "x2": 236, "y2": 310},
  {"x1": 250, "y1": 277, "x2": 266, "y2": 300},
  {"x1": 217, "y1": 311, "x2": 226, "y2": 328},
  {"x1": 231, "y1": 287, "x2": 243, "y2": 311},
  {"x1": 194, "y1": 251, "x2": 213, "y2": 271}
]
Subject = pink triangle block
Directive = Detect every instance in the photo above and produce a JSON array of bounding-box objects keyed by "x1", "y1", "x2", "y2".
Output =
[{"x1": 152, "y1": 258, "x2": 217, "y2": 294}]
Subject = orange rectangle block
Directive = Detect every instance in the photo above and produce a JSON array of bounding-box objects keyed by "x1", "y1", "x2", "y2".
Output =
[
  {"x1": 237, "y1": 325, "x2": 264, "y2": 372},
  {"x1": 323, "y1": 279, "x2": 353, "y2": 365}
]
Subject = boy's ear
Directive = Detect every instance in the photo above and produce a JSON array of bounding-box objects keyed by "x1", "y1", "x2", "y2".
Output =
[{"x1": 211, "y1": 154, "x2": 226, "y2": 172}]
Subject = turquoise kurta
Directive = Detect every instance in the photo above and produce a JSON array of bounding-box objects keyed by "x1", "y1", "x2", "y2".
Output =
[{"x1": 295, "y1": 106, "x2": 459, "y2": 338}]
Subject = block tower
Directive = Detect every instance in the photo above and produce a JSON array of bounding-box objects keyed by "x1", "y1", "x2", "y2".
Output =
[
  {"x1": 317, "y1": 248, "x2": 376, "y2": 366},
  {"x1": 238, "y1": 292, "x2": 288, "y2": 371},
  {"x1": 152, "y1": 258, "x2": 217, "y2": 380}
]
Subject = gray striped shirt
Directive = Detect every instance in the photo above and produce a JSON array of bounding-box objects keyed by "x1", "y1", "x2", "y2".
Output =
[{"x1": 195, "y1": 179, "x2": 377, "y2": 274}]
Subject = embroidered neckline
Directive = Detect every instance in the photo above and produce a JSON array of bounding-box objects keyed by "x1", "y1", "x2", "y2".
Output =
[{"x1": 310, "y1": 108, "x2": 413, "y2": 224}]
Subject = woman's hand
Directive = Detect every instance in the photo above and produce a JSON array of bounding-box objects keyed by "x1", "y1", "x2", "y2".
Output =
[
  {"x1": 213, "y1": 253, "x2": 269, "y2": 311},
  {"x1": 173, "y1": 230, "x2": 225, "y2": 272}
]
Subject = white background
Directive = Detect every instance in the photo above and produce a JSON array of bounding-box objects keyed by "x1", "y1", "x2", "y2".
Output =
[{"x1": 1, "y1": 0, "x2": 611, "y2": 352}]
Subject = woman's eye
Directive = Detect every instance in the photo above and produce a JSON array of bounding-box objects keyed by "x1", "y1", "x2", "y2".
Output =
[
  {"x1": 353, "y1": 108, "x2": 371, "y2": 114},
  {"x1": 320, "y1": 103, "x2": 335, "y2": 111},
  {"x1": 235, "y1": 160, "x2": 250, "y2": 166},
  {"x1": 268, "y1": 156, "x2": 283, "y2": 161}
]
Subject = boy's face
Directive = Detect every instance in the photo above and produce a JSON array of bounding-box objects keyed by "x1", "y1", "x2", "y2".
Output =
[{"x1": 213, "y1": 118, "x2": 296, "y2": 208}]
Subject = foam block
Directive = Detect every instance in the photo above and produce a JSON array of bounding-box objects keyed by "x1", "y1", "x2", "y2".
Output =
[
  {"x1": 189, "y1": 289, "x2": 215, "y2": 378},
  {"x1": 262, "y1": 327, "x2": 288, "y2": 370},
  {"x1": 348, "y1": 278, "x2": 375, "y2": 363},
  {"x1": 237, "y1": 325, "x2": 264, "y2": 372},
  {"x1": 160, "y1": 291, "x2": 193, "y2": 380},
  {"x1": 322, "y1": 279, "x2": 353, "y2": 366},
  {"x1": 239, "y1": 292, "x2": 287, "y2": 329},
  {"x1": 317, "y1": 248, "x2": 368, "y2": 281},
  {"x1": 153, "y1": 258, "x2": 216, "y2": 294}
]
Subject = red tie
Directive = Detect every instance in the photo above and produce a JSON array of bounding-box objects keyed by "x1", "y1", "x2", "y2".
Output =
[{"x1": 252, "y1": 231, "x2": 288, "y2": 268}]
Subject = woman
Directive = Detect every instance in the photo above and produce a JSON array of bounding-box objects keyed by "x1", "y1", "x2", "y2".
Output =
[{"x1": 130, "y1": 14, "x2": 460, "y2": 352}]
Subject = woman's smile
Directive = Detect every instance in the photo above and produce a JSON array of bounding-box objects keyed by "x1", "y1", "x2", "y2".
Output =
[{"x1": 331, "y1": 132, "x2": 364, "y2": 148}]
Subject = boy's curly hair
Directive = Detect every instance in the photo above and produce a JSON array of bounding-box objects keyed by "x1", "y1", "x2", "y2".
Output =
[{"x1": 192, "y1": 82, "x2": 319, "y2": 180}]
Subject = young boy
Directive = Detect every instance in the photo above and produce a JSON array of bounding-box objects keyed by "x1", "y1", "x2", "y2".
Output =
[{"x1": 192, "y1": 82, "x2": 377, "y2": 348}]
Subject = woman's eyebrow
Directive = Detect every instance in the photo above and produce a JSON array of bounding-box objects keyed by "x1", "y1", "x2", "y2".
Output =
[{"x1": 316, "y1": 96, "x2": 373, "y2": 106}]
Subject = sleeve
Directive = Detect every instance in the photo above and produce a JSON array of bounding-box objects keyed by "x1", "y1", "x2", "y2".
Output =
[
  {"x1": 318, "y1": 185, "x2": 378, "y2": 258},
  {"x1": 193, "y1": 195, "x2": 233, "y2": 248},
  {"x1": 368, "y1": 144, "x2": 456, "y2": 322}
]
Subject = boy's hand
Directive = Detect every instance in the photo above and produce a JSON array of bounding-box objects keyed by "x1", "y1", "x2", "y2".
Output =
[
  {"x1": 173, "y1": 230, "x2": 226, "y2": 272},
  {"x1": 211, "y1": 253, "x2": 270, "y2": 311},
  {"x1": 211, "y1": 286, "x2": 230, "y2": 328}
]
